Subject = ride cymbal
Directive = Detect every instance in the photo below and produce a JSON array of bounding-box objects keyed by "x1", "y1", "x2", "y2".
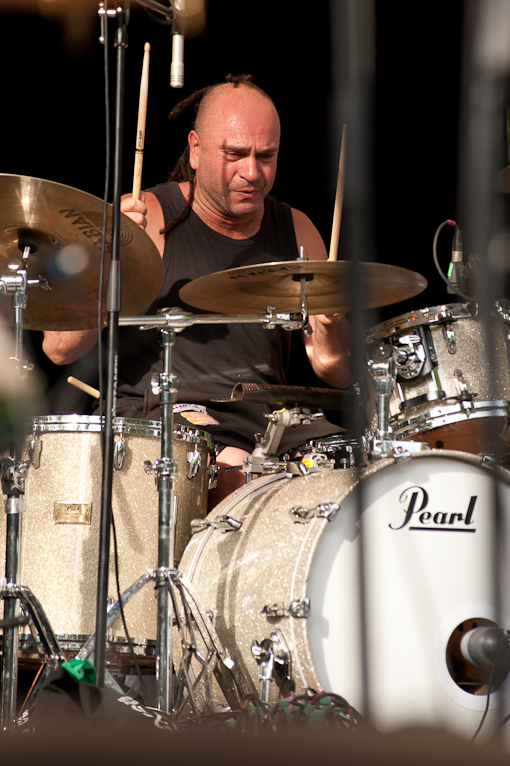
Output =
[
  {"x1": 0, "y1": 174, "x2": 163, "y2": 330},
  {"x1": 179, "y1": 260, "x2": 427, "y2": 315}
]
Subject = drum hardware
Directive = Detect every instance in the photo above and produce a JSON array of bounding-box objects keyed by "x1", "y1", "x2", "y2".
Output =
[
  {"x1": 208, "y1": 463, "x2": 220, "y2": 490},
  {"x1": 251, "y1": 633, "x2": 291, "y2": 706},
  {"x1": 171, "y1": 571, "x2": 238, "y2": 719},
  {"x1": 244, "y1": 407, "x2": 325, "y2": 481},
  {"x1": 261, "y1": 600, "x2": 311, "y2": 619},
  {"x1": 290, "y1": 502, "x2": 341, "y2": 523},
  {"x1": 365, "y1": 341, "x2": 428, "y2": 460},
  {"x1": 116, "y1": 307, "x2": 306, "y2": 716},
  {"x1": 300, "y1": 435, "x2": 365, "y2": 470},
  {"x1": 0, "y1": 244, "x2": 69, "y2": 729},
  {"x1": 190, "y1": 516, "x2": 242, "y2": 534}
]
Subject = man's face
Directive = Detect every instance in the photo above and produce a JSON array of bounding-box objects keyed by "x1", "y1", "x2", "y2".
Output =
[{"x1": 189, "y1": 87, "x2": 280, "y2": 221}]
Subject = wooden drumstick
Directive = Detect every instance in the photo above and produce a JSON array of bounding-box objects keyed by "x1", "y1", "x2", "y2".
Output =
[
  {"x1": 67, "y1": 376, "x2": 100, "y2": 399},
  {"x1": 328, "y1": 124, "x2": 347, "y2": 261},
  {"x1": 132, "y1": 42, "x2": 151, "y2": 200}
]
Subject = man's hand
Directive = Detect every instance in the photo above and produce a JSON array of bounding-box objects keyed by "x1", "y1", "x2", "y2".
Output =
[{"x1": 120, "y1": 191, "x2": 148, "y2": 229}]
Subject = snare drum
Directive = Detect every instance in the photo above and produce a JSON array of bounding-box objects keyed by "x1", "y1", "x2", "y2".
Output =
[
  {"x1": 179, "y1": 451, "x2": 510, "y2": 738},
  {"x1": 4, "y1": 415, "x2": 213, "y2": 656},
  {"x1": 364, "y1": 303, "x2": 510, "y2": 456}
]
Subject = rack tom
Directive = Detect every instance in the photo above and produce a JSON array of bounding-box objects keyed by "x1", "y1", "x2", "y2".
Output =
[{"x1": 364, "y1": 303, "x2": 510, "y2": 457}]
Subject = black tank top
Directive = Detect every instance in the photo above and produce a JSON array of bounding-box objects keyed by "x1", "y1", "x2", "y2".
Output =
[{"x1": 115, "y1": 182, "x2": 340, "y2": 452}]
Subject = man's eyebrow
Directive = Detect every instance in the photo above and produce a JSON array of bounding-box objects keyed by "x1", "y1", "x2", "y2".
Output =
[{"x1": 219, "y1": 143, "x2": 278, "y2": 154}]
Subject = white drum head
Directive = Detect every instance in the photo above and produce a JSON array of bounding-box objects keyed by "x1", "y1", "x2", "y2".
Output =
[{"x1": 307, "y1": 451, "x2": 510, "y2": 737}]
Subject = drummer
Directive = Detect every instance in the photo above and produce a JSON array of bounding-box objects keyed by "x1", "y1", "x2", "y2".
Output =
[{"x1": 42, "y1": 74, "x2": 353, "y2": 504}]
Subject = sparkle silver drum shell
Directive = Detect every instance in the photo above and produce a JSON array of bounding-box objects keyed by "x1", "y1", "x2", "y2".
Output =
[
  {"x1": 2, "y1": 415, "x2": 213, "y2": 657},
  {"x1": 179, "y1": 451, "x2": 510, "y2": 739},
  {"x1": 364, "y1": 303, "x2": 510, "y2": 457}
]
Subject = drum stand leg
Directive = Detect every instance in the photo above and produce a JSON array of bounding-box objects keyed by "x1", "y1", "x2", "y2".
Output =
[
  {"x1": 75, "y1": 566, "x2": 235, "y2": 717},
  {"x1": 0, "y1": 252, "x2": 56, "y2": 730}
]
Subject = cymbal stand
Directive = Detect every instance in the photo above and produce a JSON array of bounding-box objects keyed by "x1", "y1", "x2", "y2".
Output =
[
  {"x1": 0, "y1": 250, "x2": 63, "y2": 730},
  {"x1": 118, "y1": 306, "x2": 306, "y2": 714}
]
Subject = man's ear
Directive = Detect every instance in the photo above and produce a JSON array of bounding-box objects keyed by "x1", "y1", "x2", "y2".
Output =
[{"x1": 188, "y1": 130, "x2": 200, "y2": 170}]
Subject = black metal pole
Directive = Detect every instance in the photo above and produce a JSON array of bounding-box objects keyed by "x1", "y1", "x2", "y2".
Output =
[{"x1": 95, "y1": 5, "x2": 129, "y2": 688}]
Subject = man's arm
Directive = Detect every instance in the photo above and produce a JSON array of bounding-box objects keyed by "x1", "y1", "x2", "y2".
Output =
[{"x1": 291, "y1": 208, "x2": 353, "y2": 389}]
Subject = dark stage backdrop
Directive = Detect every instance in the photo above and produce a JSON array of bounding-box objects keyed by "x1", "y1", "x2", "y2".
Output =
[{"x1": 0, "y1": 2, "x2": 479, "y2": 413}]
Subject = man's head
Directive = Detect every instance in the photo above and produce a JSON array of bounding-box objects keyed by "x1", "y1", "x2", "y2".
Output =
[{"x1": 187, "y1": 80, "x2": 280, "y2": 222}]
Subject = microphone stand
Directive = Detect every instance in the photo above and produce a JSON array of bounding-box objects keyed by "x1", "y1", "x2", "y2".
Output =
[{"x1": 94, "y1": 3, "x2": 129, "y2": 689}]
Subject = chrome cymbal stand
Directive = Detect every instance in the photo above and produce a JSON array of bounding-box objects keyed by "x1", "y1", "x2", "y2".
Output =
[
  {"x1": 119, "y1": 306, "x2": 306, "y2": 714},
  {"x1": 0, "y1": 247, "x2": 63, "y2": 730}
]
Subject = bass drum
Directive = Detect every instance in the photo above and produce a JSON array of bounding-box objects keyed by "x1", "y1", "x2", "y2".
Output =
[{"x1": 179, "y1": 451, "x2": 510, "y2": 739}]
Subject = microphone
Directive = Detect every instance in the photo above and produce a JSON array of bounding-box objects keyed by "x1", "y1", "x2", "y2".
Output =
[
  {"x1": 447, "y1": 223, "x2": 464, "y2": 294},
  {"x1": 170, "y1": 1, "x2": 186, "y2": 88},
  {"x1": 460, "y1": 626, "x2": 510, "y2": 667}
]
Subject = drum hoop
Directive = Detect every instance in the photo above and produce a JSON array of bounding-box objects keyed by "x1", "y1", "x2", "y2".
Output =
[
  {"x1": 29, "y1": 414, "x2": 213, "y2": 449},
  {"x1": 365, "y1": 302, "x2": 488, "y2": 341},
  {"x1": 392, "y1": 400, "x2": 510, "y2": 429}
]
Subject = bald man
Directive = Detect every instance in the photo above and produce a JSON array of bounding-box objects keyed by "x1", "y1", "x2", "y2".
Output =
[{"x1": 43, "y1": 76, "x2": 352, "y2": 504}]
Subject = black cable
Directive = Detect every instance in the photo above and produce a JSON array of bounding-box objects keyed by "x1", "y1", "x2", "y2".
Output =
[
  {"x1": 141, "y1": 1, "x2": 175, "y2": 25},
  {"x1": 111, "y1": 512, "x2": 150, "y2": 707},
  {"x1": 471, "y1": 660, "x2": 498, "y2": 742},
  {"x1": 97, "y1": 11, "x2": 110, "y2": 426}
]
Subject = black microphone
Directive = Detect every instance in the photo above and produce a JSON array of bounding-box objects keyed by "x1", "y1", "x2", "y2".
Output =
[
  {"x1": 447, "y1": 224, "x2": 464, "y2": 294},
  {"x1": 170, "y1": 1, "x2": 186, "y2": 88},
  {"x1": 460, "y1": 626, "x2": 510, "y2": 667}
]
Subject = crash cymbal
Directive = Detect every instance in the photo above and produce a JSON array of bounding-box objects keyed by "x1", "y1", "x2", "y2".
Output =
[
  {"x1": 0, "y1": 174, "x2": 163, "y2": 331},
  {"x1": 179, "y1": 260, "x2": 427, "y2": 315},
  {"x1": 213, "y1": 382, "x2": 352, "y2": 410}
]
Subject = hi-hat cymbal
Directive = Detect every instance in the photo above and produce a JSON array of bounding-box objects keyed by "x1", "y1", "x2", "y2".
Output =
[
  {"x1": 213, "y1": 382, "x2": 352, "y2": 410},
  {"x1": 0, "y1": 174, "x2": 163, "y2": 331},
  {"x1": 179, "y1": 260, "x2": 427, "y2": 315}
]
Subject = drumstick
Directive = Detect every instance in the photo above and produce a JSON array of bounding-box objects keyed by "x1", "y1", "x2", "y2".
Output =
[
  {"x1": 67, "y1": 376, "x2": 100, "y2": 399},
  {"x1": 132, "y1": 42, "x2": 151, "y2": 200},
  {"x1": 328, "y1": 124, "x2": 347, "y2": 261}
]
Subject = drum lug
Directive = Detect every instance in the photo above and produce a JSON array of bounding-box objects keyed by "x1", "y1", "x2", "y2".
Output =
[
  {"x1": 261, "y1": 598, "x2": 311, "y2": 619},
  {"x1": 442, "y1": 322, "x2": 457, "y2": 354},
  {"x1": 289, "y1": 502, "x2": 340, "y2": 523},
  {"x1": 28, "y1": 438, "x2": 42, "y2": 469},
  {"x1": 190, "y1": 514, "x2": 242, "y2": 534},
  {"x1": 208, "y1": 463, "x2": 219, "y2": 490},
  {"x1": 114, "y1": 437, "x2": 125, "y2": 470},
  {"x1": 186, "y1": 449, "x2": 201, "y2": 480},
  {"x1": 454, "y1": 369, "x2": 477, "y2": 408}
]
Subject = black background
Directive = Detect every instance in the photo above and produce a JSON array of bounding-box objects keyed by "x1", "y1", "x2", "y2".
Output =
[{"x1": 0, "y1": 2, "x2": 482, "y2": 414}]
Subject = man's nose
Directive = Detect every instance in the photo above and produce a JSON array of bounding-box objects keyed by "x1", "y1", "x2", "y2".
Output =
[{"x1": 239, "y1": 155, "x2": 259, "y2": 181}]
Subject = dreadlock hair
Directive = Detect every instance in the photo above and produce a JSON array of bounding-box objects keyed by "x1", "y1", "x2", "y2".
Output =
[{"x1": 162, "y1": 74, "x2": 269, "y2": 236}]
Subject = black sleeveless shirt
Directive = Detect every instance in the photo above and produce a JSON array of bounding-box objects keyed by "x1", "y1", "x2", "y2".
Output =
[{"x1": 115, "y1": 183, "x2": 340, "y2": 452}]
